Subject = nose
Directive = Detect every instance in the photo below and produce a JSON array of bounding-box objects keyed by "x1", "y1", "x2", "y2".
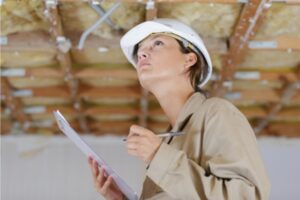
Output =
[{"x1": 137, "y1": 48, "x2": 149, "y2": 61}]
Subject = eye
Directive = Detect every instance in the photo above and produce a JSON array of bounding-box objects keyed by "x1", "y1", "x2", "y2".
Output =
[{"x1": 153, "y1": 40, "x2": 164, "y2": 47}]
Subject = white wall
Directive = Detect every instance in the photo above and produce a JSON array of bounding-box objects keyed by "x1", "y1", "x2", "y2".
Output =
[{"x1": 1, "y1": 135, "x2": 300, "y2": 200}]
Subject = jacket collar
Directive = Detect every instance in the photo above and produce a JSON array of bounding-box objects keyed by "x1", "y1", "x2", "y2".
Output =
[{"x1": 170, "y1": 92, "x2": 206, "y2": 132}]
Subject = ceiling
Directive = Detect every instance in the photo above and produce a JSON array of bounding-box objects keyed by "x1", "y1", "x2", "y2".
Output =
[{"x1": 1, "y1": 0, "x2": 300, "y2": 137}]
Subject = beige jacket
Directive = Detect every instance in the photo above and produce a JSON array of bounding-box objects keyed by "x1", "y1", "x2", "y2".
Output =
[{"x1": 140, "y1": 92, "x2": 270, "y2": 200}]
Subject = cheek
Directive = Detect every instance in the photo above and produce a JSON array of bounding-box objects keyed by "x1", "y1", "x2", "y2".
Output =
[{"x1": 152, "y1": 50, "x2": 185, "y2": 72}]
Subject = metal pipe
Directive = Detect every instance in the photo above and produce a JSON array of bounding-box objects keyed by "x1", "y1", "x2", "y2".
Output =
[
  {"x1": 77, "y1": 1, "x2": 121, "y2": 49},
  {"x1": 90, "y1": 3, "x2": 118, "y2": 29}
]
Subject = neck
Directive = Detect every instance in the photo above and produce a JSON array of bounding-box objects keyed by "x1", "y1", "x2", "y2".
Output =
[{"x1": 150, "y1": 82, "x2": 194, "y2": 127}]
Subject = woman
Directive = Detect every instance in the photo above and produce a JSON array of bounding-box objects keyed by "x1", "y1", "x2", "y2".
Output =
[{"x1": 88, "y1": 18, "x2": 270, "y2": 200}]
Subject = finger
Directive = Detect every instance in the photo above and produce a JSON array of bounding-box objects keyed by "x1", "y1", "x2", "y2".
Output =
[
  {"x1": 91, "y1": 159, "x2": 99, "y2": 181},
  {"x1": 100, "y1": 175, "x2": 113, "y2": 195},
  {"x1": 129, "y1": 124, "x2": 153, "y2": 137},
  {"x1": 97, "y1": 166, "x2": 106, "y2": 188},
  {"x1": 126, "y1": 140, "x2": 141, "y2": 151},
  {"x1": 88, "y1": 156, "x2": 93, "y2": 165},
  {"x1": 127, "y1": 148, "x2": 140, "y2": 157}
]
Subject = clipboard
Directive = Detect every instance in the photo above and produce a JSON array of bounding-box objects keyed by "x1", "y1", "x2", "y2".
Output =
[{"x1": 53, "y1": 110, "x2": 138, "y2": 200}]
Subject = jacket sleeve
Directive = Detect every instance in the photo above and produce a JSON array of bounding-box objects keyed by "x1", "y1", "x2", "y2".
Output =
[{"x1": 145, "y1": 99, "x2": 270, "y2": 200}]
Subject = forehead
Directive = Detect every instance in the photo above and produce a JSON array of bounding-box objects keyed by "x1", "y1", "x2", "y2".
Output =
[{"x1": 138, "y1": 33, "x2": 176, "y2": 47}]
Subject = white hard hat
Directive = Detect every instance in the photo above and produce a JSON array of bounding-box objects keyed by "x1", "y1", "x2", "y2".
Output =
[{"x1": 120, "y1": 18, "x2": 213, "y2": 88}]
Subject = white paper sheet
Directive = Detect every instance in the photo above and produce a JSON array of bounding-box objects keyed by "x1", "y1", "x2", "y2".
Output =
[{"x1": 53, "y1": 110, "x2": 138, "y2": 200}]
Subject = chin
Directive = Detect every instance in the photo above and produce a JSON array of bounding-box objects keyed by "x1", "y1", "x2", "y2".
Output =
[{"x1": 138, "y1": 77, "x2": 152, "y2": 90}]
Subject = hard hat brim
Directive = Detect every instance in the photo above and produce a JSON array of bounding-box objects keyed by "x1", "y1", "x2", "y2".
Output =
[{"x1": 120, "y1": 20, "x2": 212, "y2": 88}]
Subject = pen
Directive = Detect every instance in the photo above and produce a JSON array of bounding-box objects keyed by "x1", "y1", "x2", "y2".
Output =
[{"x1": 122, "y1": 131, "x2": 184, "y2": 141}]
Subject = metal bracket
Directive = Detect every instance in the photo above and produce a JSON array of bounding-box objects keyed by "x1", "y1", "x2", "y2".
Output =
[
  {"x1": 12, "y1": 89, "x2": 33, "y2": 97},
  {"x1": 237, "y1": 0, "x2": 248, "y2": 3},
  {"x1": 56, "y1": 36, "x2": 72, "y2": 53},
  {"x1": 234, "y1": 71, "x2": 261, "y2": 80},
  {"x1": 0, "y1": 36, "x2": 8, "y2": 45},
  {"x1": 45, "y1": 0, "x2": 57, "y2": 8},
  {"x1": 23, "y1": 106, "x2": 46, "y2": 114},
  {"x1": 146, "y1": 0, "x2": 155, "y2": 10},
  {"x1": 225, "y1": 92, "x2": 241, "y2": 100},
  {"x1": 0, "y1": 68, "x2": 25, "y2": 77},
  {"x1": 248, "y1": 40, "x2": 278, "y2": 49}
]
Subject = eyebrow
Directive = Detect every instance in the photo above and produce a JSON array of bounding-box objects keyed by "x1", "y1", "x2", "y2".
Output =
[{"x1": 138, "y1": 34, "x2": 164, "y2": 49}]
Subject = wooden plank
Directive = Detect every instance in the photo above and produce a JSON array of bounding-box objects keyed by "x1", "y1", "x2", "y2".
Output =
[
  {"x1": 254, "y1": 81, "x2": 300, "y2": 134},
  {"x1": 89, "y1": 121, "x2": 132, "y2": 135},
  {"x1": 1, "y1": 31, "x2": 227, "y2": 54},
  {"x1": 229, "y1": 89, "x2": 300, "y2": 102},
  {"x1": 212, "y1": 0, "x2": 272, "y2": 96},
  {"x1": 57, "y1": 0, "x2": 244, "y2": 4},
  {"x1": 0, "y1": 31, "x2": 56, "y2": 53},
  {"x1": 249, "y1": 36, "x2": 300, "y2": 51},
  {"x1": 2, "y1": 67, "x2": 297, "y2": 82},
  {"x1": 84, "y1": 107, "x2": 140, "y2": 116},
  {"x1": 79, "y1": 86, "x2": 141, "y2": 98},
  {"x1": 0, "y1": 78, "x2": 29, "y2": 123},
  {"x1": 45, "y1": 2, "x2": 89, "y2": 132},
  {"x1": 240, "y1": 107, "x2": 300, "y2": 118},
  {"x1": 75, "y1": 68, "x2": 137, "y2": 79},
  {"x1": 259, "y1": 123, "x2": 300, "y2": 137},
  {"x1": 20, "y1": 86, "x2": 70, "y2": 97}
]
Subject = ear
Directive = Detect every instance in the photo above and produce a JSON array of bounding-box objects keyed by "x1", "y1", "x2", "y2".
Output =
[{"x1": 183, "y1": 52, "x2": 197, "y2": 70}]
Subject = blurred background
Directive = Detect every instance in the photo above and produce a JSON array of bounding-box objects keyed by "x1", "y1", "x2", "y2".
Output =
[{"x1": 1, "y1": 0, "x2": 300, "y2": 199}]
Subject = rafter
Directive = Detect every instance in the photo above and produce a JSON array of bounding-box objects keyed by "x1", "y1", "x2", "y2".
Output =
[
  {"x1": 254, "y1": 81, "x2": 300, "y2": 134},
  {"x1": 0, "y1": 78, "x2": 30, "y2": 130},
  {"x1": 44, "y1": 0, "x2": 89, "y2": 133},
  {"x1": 212, "y1": 0, "x2": 272, "y2": 97},
  {"x1": 248, "y1": 36, "x2": 300, "y2": 51},
  {"x1": 2, "y1": 67, "x2": 298, "y2": 82}
]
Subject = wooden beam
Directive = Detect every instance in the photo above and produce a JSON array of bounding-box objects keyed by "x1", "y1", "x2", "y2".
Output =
[
  {"x1": 249, "y1": 36, "x2": 300, "y2": 51},
  {"x1": 44, "y1": 1, "x2": 89, "y2": 132},
  {"x1": 2, "y1": 67, "x2": 297, "y2": 83},
  {"x1": 0, "y1": 78, "x2": 30, "y2": 124},
  {"x1": 212, "y1": 0, "x2": 272, "y2": 97},
  {"x1": 259, "y1": 123, "x2": 300, "y2": 137},
  {"x1": 239, "y1": 106, "x2": 300, "y2": 119},
  {"x1": 149, "y1": 105, "x2": 300, "y2": 120},
  {"x1": 57, "y1": 0, "x2": 240, "y2": 4},
  {"x1": 228, "y1": 89, "x2": 300, "y2": 103},
  {"x1": 79, "y1": 86, "x2": 141, "y2": 98},
  {"x1": 1, "y1": 31, "x2": 227, "y2": 54},
  {"x1": 85, "y1": 107, "x2": 140, "y2": 116},
  {"x1": 75, "y1": 68, "x2": 137, "y2": 79},
  {"x1": 89, "y1": 121, "x2": 132, "y2": 135},
  {"x1": 0, "y1": 31, "x2": 56, "y2": 53},
  {"x1": 254, "y1": 81, "x2": 300, "y2": 134},
  {"x1": 56, "y1": 0, "x2": 300, "y2": 4}
]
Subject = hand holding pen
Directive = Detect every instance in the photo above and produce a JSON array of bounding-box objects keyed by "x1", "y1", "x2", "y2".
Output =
[{"x1": 123, "y1": 131, "x2": 184, "y2": 141}]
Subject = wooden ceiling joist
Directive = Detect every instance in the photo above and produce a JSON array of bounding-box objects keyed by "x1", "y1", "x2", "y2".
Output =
[
  {"x1": 2, "y1": 31, "x2": 227, "y2": 54},
  {"x1": 260, "y1": 123, "x2": 300, "y2": 137},
  {"x1": 2, "y1": 67, "x2": 298, "y2": 83},
  {"x1": 75, "y1": 68, "x2": 137, "y2": 79},
  {"x1": 44, "y1": 0, "x2": 89, "y2": 133},
  {"x1": 79, "y1": 86, "x2": 141, "y2": 99},
  {"x1": 212, "y1": 0, "x2": 272, "y2": 97},
  {"x1": 228, "y1": 89, "x2": 300, "y2": 102},
  {"x1": 249, "y1": 36, "x2": 300, "y2": 51},
  {"x1": 56, "y1": 0, "x2": 300, "y2": 4},
  {"x1": 0, "y1": 78, "x2": 30, "y2": 128},
  {"x1": 254, "y1": 80, "x2": 300, "y2": 134},
  {"x1": 85, "y1": 107, "x2": 140, "y2": 116}
]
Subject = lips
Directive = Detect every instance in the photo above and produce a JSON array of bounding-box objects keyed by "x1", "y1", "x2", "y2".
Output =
[{"x1": 137, "y1": 61, "x2": 151, "y2": 69}]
